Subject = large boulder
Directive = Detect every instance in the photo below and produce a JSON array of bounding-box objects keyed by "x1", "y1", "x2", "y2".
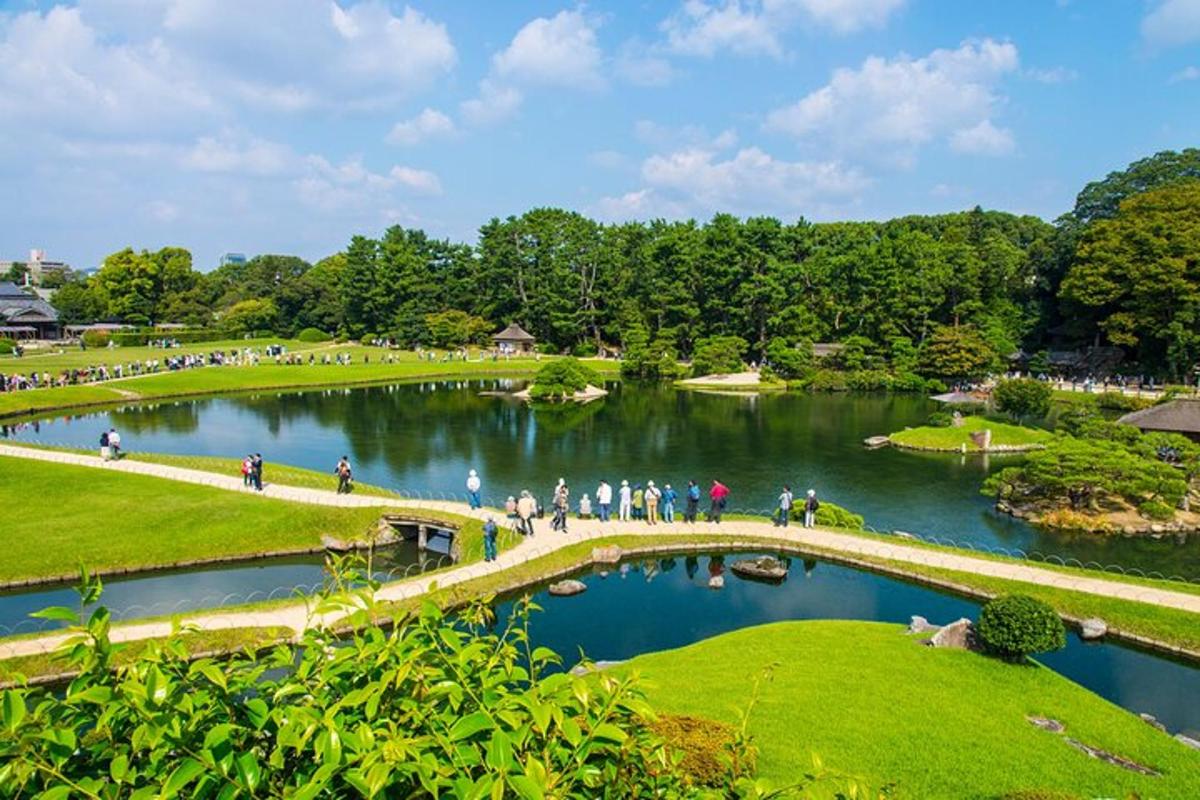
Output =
[
  {"x1": 907, "y1": 616, "x2": 939, "y2": 634},
  {"x1": 1079, "y1": 618, "x2": 1108, "y2": 640},
  {"x1": 548, "y1": 579, "x2": 587, "y2": 597},
  {"x1": 730, "y1": 556, "x2": 788, "y2": 583},
  {"x1": 928, "y1": 618, "x2": 975, "y2": 650},
  {"x1": 592, "y1": 545, "x2": 623, "y2": 564}
]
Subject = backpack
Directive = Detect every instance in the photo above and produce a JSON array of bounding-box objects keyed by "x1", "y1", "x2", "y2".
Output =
[{"x1": 99, "y1": 432, "x2": 109, "y2": 446}]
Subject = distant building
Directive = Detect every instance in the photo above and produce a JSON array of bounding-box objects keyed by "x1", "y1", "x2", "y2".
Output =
[
  {"x1": 1118, "y1": 400, "x2": 1200, "y2": 443},
  {"x1": 492, "y1": 323, "x2": 537, "y2": 354},
  {"x1": 220, "y1": 253, "x2": 248, "y2": 267},
  {"x1": 0, "y1": 281, "x2": 59, "y2": 339},
  {"x1": 0, "y1": 250, "x2": 72, "y2": 287}
]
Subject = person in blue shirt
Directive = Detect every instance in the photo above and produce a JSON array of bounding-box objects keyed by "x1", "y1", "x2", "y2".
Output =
[
  {"x1": 482, "y1": 515, "x2": 498, "y2": 562},
  {"x1": 684, "y1": 480, "x2": 701, "y2": 523},
  {"x1": 662, "y1": 483, "x2": 678, "y2": 523}
]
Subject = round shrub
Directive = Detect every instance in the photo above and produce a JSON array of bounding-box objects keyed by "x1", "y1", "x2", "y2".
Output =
[
  {"x1": 81, "y1": 330, "x2": 111, "y2": 348},
  {"x1": 296, "y1": 327, "x2": 332, "y2": 343},
  {"x1": 1139, "y1": 499, "x2": 1176, "y2": 521},
  {"x1": 650, "y1": 715, "x2": 749, "y2": 788},
  {"x1": 0, "y1": 338, "x2": 15, "y2": 354},
  {"x1": 572, "y1": 340, "x2": 599, "y2": 357},
  {"x1": 813, "y1": 501, "x2": 865, "y2": 530},
  {"x1": 977, "y1": 595, "x2": 1066, "y2": 661},
  {"x1": 993, "y1": 378, "x2": 1053, "y2": 419}
]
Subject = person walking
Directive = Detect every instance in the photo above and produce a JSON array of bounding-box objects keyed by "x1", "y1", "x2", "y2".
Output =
[
  {"x1": 552, "y1": 478, "x2": 569, "y2": 533},
  {"x1": 708, "y1": 479, "x2": 729, "y2": 523},
  {"x1": 335, "y1": 455, "x2": 353, "y2": 494},
  {"x1": 517, "y1": 490, "x2": 536, "y2": 536},
  {"x1": 662, "y1": 483, "x2": 677, "y2": 524},
  {"x1": 645, "y1": 480, "x2": 661, "y2": 525},
  {"x1": 632, "y1": 484, "x2": 645, "y2": 521},
  {"x1": 775, "y1": 485, "x2": 794, "y2": 527},
  {"x1": 482, "y1": 515, "x2": 498, "y2": 562},
  {"x1": 251, "y1": 453, "x2": 264, "y2": 492},
  {"x1": 596, "y1": 480, "x2": 612, "y2": 522},
  {"x1": 241, "y1": 454, "x2": 253, "y2": 486},
  {"x1": 618, "y1": 480, "x2": 632, "y2": 521},
  {"x1": 803, "y1": 489, "x2": 820, "y2": 528},
  {"x1": 99, "y1": 429, "x2": 110, "y2": 461},
  {"x1": 107, "y1": 428, "x2": 121, "y2": 459},
  {"x1": 466, "y1": 469, "x2": 482, "y2": 509},
  {"x1": 684, "y1": 480, "x2": 700, "y2": 523}
]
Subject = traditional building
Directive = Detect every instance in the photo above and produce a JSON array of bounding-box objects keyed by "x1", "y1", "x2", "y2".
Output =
[
  {"x1": 492, "y1": 323, "x2": 536, "y2": 354},
  {"x1": 1118, "y1": 400, "x2": 1200, "y2": 443},
  {"x1": 0, "y1": 281, "x2": 59, "y2": 339}
]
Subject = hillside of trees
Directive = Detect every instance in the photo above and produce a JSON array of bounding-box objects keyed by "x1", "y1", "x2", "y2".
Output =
[{"x1": 49, "y1": 148, "x2": 1200, "y2": 380}]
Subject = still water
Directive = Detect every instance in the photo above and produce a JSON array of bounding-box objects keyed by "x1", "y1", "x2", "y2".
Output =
[{"x1": 7, "y1": 381, "x2": 1198, "y2": 578}]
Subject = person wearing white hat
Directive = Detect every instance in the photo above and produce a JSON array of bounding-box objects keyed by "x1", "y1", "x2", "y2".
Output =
[
  {"x1": 466, "y1": 469, "x2": 482, "y2": 509},
  {"x1": 596, "y1": 480, "x2": 612, "y2": 521},
  {"x1": 618, "y1": 479, "x2": 632, "y2": 522},
  {"x1": 644, "y1": 480, "x2": 661, "y2": 525},
  {"x1": 803, "y1": 489, "x2": 820, "y2": 528},
  {"x1": 552, "y1": 478, "x2": 569, "y2": 532}
]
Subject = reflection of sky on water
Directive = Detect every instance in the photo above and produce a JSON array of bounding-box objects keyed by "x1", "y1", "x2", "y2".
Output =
[{"x1": 498, "y1": 554, "x2": 1200, "y2": 736}]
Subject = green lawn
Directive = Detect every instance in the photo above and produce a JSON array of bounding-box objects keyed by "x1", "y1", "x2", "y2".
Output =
[
  {"x1": 0, "y1": 457, "x2": 406, "y2": 584},
  {"x1": 0, "y1": 344, "x2": 620, "y2": 420},
  {"x1": 629, "y1": 621, "x2": 1200, "y2": 799},
  {"x1": 0, "y1": 337, "x2": 325, "y2": 372},
  {"x1": 889, "y1": 415, "x2": 1053, "y2": 451}
]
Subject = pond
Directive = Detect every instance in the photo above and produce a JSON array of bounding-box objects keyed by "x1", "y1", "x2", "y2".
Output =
[
  {"x1": 5, "y1": 380, "x2": 1200, "y2": 579},
  {"x1": 496, "y1": 551, "x2": 1200, "y2": 738}
]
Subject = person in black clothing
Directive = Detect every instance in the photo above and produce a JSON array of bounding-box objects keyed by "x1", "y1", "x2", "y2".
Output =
[{"x1": 252, "y1": 453, "x2": 264, "y2": 491}]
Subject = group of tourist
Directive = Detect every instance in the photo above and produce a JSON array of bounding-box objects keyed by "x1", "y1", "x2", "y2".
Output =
[
  {"x1": 98, "y1": 428, "x2": 121, "y2": 460},
  {"x1": 0, "y1": 347, "x2": 271, "y2": 393},
  {"x1": 239, "y1": 453, "x2": 265, "y2": 491}
]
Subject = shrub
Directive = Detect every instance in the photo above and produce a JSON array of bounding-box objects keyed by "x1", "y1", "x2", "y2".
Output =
[
  {"x1": 1096, "y1": 391, "x2": 1151, "y2": 412},
  {"x1": 1, "y1": 570, "x2": 746, "y2": 798},
  {"x1": 650, "y1": 715, "x2": 749, "y2": 788},
  {"x1": 813, "y1": 501, "x2": 865, "y2": 530},
  {"x1": 1139, "y1": 499, "x2": 1176, "y2": 521},
  {"x1": 620, "y1": 325, "x2": 687, "y2": 380},
  {"x1": 977, "y1": 594, "x2": 1066, "y2": 661},
  {"x1": 528, "y1": 357, "x2": 602, "y2": 399},
  {"x1": 296, "y1": 327, "x2": 332, "y2": 343},
  {"x1": 764, "y1": 337, "x2": 812, "y2": 379},
  {"x1": 0, "y1": 338, "x2": 15, "y2": 354},
  {"x1": 690, "y1": 335, "x2": 747, "y2": 377},
  {"x1": 423, "y1": 309, "x2": 492, "y2": 348},
  {"x1": 1036, "y1": 508, "x2": 1115, "y2": 533},
  {"x1": 358, "y1": 332, "x2": 377, "y2": 345},
  {"x1": 926, "y1": 411, "x2": 953, "y2": 428},
  {"x1": 801, "y1": 369, "x2": 849, "y2": 392},
  {"x1": 81, "y1": 330, "x2": 111, "y2": 348},
  {"x1": 572, "y1": 340, "x2": 599, "y2": 357},
  {"x1": 993, "y1": 378, "x2": 1053, "y2": 419},
  {"x1": 845, "y1": 369, "x2": 892, "y2": 391}
]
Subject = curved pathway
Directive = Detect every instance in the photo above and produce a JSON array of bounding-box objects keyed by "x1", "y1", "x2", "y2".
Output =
[{"x1": 1, "y1": 443, "x2": 1198, "y2": 661}]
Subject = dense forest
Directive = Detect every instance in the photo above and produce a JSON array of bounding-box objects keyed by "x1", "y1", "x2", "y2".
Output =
[{"x1": 42, "y1": 148, "x2": 1200, "y2": 379}]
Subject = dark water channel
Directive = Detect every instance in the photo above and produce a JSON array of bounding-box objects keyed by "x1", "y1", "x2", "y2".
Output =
[
  {"x1": 495, "y1": 552, "x2": 1200, "y2": 737},
  {"x1": 7, "y1": 381, "x2": 1199, "y2": 579}
]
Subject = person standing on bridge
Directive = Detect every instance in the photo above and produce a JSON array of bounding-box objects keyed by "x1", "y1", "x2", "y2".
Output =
[
  {"x1": 684, "y1": 480, "x2": 700, "y2": 523},
  {"x1": 482, "y1": 515, "x2": 498, "y2": 562},
  {"x1": 708, "y1": 479, "x2": 729, "y2": 523},
  {"x1": 596, "y1": 479, "x2": 612, "y2": 521},
  {"x1": 618, "y1": 480, "x2": 632, "y2": 521},
  {"x1": 466, "y1": 469, "x2": 482, "y2": 509},
  {"x1": 803, "y1": 489, "x2": 819, "y2": 528}
]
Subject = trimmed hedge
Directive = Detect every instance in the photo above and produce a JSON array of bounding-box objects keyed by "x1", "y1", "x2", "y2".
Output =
[
  {"x1": 977, "y1": 595, "x2": 1066, "y2": 661},
  {"x1": 296, "y1": 327, "x2": 332, "y2": 343}
]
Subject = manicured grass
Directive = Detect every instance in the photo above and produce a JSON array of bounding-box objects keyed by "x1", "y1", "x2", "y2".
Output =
[
  {"x1": 0, "y1": 344, "x2": 620, "y2": 420},
  {"x1": 0, "y1": 457, "x2": 401, "y2": 583},
  {"x1": 0, "y1": 337, "x2": 325, "y2": 372},
  {"x1": 629, "y1": 621, "x2": 1200, "y2": 799},
  {"x1": 889, "y1": 415, "x2": 1052, "y2": 451}
]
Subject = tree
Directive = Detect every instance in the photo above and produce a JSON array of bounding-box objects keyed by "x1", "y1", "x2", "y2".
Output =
[
  {"x1": 221, "y1": 298, "x2": 278, "y2": 335},
  {"x1": 424, "y1": 309, "x2": 492, "y2": 348},
  {"x1": 1060, "y1": 182, "x2": 1200, "y2": 378},
  {"x1": 50, "y1": 280, "x2": 104, "y2": 324},
  {"x1": 528, "y1": 357, "x2": 603, "y2": 399},
  {"x1": 764, "y1": 337, "x2": 813, "y2": 379},
  {"x1": 690, "y1": 335, "x2": 747, "y2": 377},
  {"x1": 1065, "y1": 148, "x2": 1200, "y2": 227},
  {"x1": 918, "y1": 325, "x2": 998, "y2": 380},
  {"x1": 992, "y1": 378, "x2": 1052, "y2": 419}
]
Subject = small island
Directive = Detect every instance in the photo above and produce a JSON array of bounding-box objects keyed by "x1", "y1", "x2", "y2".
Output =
[
  {"x1": 514, "y1": 357, "x2": 609, "y2": 403},
  {"x1": 889, "y1": 415, "x2": 1052, "y2": 452}
]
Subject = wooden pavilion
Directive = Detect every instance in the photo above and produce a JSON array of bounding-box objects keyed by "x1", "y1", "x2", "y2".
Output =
[{"x1": 492, "y1": 323, "x2": 536, "y2": 354}]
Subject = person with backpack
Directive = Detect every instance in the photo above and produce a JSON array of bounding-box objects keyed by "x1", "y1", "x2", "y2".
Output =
[
  {"x1": 517, "y1": 490, "x2": 536, "y2": 536},
  {"x1": 482, "y1": 515, "x2": 498, "y2": 562},
  {"x1": 335, "y1": 456, "x2": 353, "y2": 494},
  {"x1": 99, "y1": 430, "x2": 110, "y2": 461},
  {"x1": 776, "y1": 485, "x2": 794, "y2": 527},
  {"x1": 251, "y1": 453, "x2": 264, "y2": 492},
  {"x1": 804, "y1": 489, "x2": 820, "y2": 528},
  {"x1": 644, "y1": 480, "x2": 661, "y2": 525},
  {"x1": 684, "y1": 480, "x2": 700, "y2": 523},
  {"x1": 241, "y1": 454, "x2": 253, "y2": 486},
  {"x1": 631, "y1": 484, "x2": 645, "y2": 521}
]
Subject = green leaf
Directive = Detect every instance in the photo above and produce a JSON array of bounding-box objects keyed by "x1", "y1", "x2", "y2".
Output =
[
  {"x1": 507, "y1": 776, "x2": 545, "y2": 800},
  {"x1": 109, "y1": 753, "x2": 130, "y2": 783},
  {"x1": 485, "y1": 729, "x2": 513, "y2": 772},
  {"x1": 163, "y1": 758, "x2": 206, "y2": 798},
  {"x1": 235, "y1": 752, "x2": 262, "y2": 794},
  {"x1": 449, "y1": 711, "x2": 493, "y2": 741},
  {"x1": 30, "y1": 606, "x2": 78, "y2": 624},
  {"x1": 591, "y1": 723, "x2": 627, "y2": 744},
  {"x1": 2, "y1": 690, "x2": 25, "y2": 732},
  {"x1": 243, "y1": 697, "x2": 270, "y2": 729},
  {"x1": 35, "y1": 786, "x2": 72, "y2": 800}
]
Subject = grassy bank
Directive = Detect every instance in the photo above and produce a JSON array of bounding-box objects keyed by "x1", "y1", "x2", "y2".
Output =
[
  {"x1": 889, "y1": 415, "x2": 1052, "y2": 451},
  {"x1": 629, "y1": 621, "x2": 1200, "y2": 799},
  {"x1": 0, "y1": 343, "x2": 620, "y2": 421}
]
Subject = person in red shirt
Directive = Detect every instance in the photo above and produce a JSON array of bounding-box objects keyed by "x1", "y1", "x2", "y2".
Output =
[{"x1": 708, "y1": 479, "x2": 729, "y2": 523}]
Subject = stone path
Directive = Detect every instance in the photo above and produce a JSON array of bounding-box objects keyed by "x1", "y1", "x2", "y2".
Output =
[{"x1": 1, "y1": 443, "x2": 1198, "y2": 662}]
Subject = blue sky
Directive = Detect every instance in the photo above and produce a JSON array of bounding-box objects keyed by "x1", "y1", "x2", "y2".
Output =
[{"x1": 1, "y1": 0, "x2": 1198, "y2": 270}]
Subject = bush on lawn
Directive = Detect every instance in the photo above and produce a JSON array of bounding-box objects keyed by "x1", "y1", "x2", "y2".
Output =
[
  {"x1": 528, "y1": 357, "x2": 602, "y2": 400},
  {"x1": 812, "y1": 501, "x2": 865, "y2": 531},
  {"x1": 0, "y1": 338, "x2": 15, "y2": 354},
  {"x1": 81, "y1": 330, "x2": 110, "y2": 348},
  {"x1": 977, "y1": 594, "x2": 1066, "y2": 662},
  {"x1": 296, "y1": 327, "x2": 332, "y2": 343},
  {"x1": 993, "y1": 378, "x2": 1053, "y2": 419},
  {"x1": 650, "y1": 715, "x2": 750, "y2": 788}
]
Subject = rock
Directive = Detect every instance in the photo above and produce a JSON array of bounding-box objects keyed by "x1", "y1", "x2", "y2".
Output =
[
  {"x1": 730, "y1": 556, "x2": 788, "y2": 583},
  {"x1": 969, "y1": 428, "x2": 992, "y2": 450},
  {"x1": 1176, "y1": 734, "x2": 1200, "y2": 751},
  {"x1": 907, "y1": 615, "x2": 939, "y2": 634},
  {"x1": 1079, "y1": 618, "x2": 1108, "y2": 640},
  {"x1": 592, "y1": 545, "x2": 623, "y2": 564},
  {"x1": 1139, "y1": 713, "x2": 1167, "y2": 733},
  {"x1": 708, "y1": 575, "x2": 725, "y2": 589},
  {"x1": 928, "y1": 618, "x2": 975, "y2": 650},
  {"x1": 569, "y1": 659, "x2": 625, "y2": 676},
  {"x1": 548, "y1": 579, "x2": 587, "y2": 597},
  {"x1": 1064, "y1": 738, "x2": 1160, "y2": 775},
  {"x1": 321, "y1": 533, "x2": 352, "y2": 552},
  {"x1": 1027, "y1": 716, "x2": 1065, "y2": 734},
  {"x1": 862, "y1": 435, "x2": 890, "y2": 449}
]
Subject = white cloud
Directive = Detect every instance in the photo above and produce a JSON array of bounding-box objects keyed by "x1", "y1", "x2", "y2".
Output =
[
  {"x1": 493, "y1": 9, "x2": 604, "y2": 89},
  {"x1": 182, "y1": 132, "x2": 294, "y2": 175},
  {"x1": 765, "y1": 39, "x2": 1019, "y2": 164},
  {"x1": 1170, "y1": 65, "x2": 1200, "y2": 82},
  {"x1": 1025, "y1": 66, "x2": 1077, "y2": 84},
  {"x1": 949, "y1": 119, "x2": 1015, "y2": 156},
  {"x1": 388, "y1": 165, "x2": 443, "y2": 195},
  {"x1": 459, "y1": 80, "x2": 524, "y2": 126},
  {"x1": 635, "y1": 120, "x2": 738, "y2": 150},
  {"x1": 296, "y1": 155, "x2": 443, "y2": 212},
  {"x1": 597, "y1": 142, "x2": 868, "y2": 220},
  {"x1": 387, "y1": 108, "x2": 456, "y2": 145},
  {"x1": 1142, "y1": 0, "x2": 1200, "y2": 49},
  {"x1": 145, "y1": 200, "x2": 180, "y2": 223},
  {"x1": 614, "y1": 45, "x2": 677, "y2": 87},
  {"x1": 662, "y1": 0, "x2": 906, "y2": 58}
]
